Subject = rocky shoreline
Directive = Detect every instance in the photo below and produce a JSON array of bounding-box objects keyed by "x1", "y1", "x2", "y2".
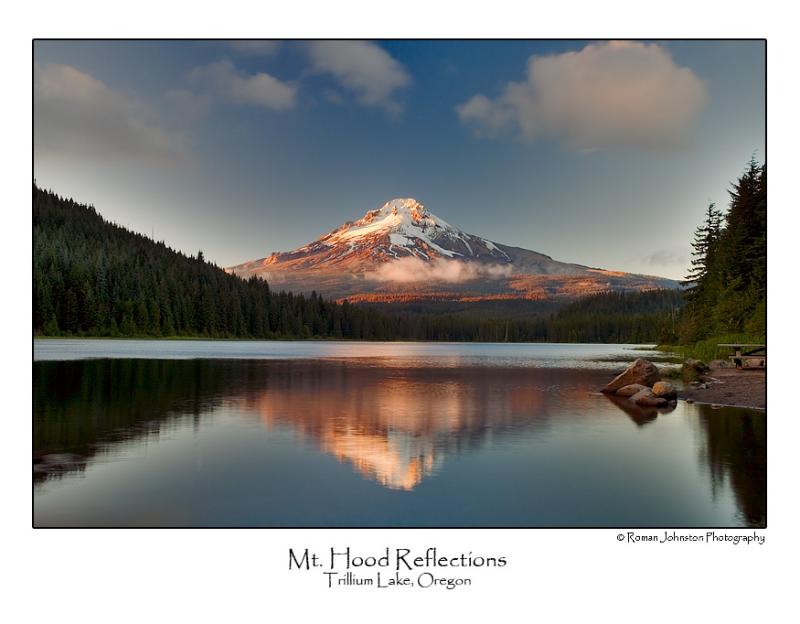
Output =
[
  {"x1": 678, "y1": 367, "x2": 766, "y2": 410},
  {"x1": 602, "y1": 357, "x2": 766, "y2": 411}
]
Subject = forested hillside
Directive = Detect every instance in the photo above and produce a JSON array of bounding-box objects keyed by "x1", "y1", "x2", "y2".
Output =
[
  {"x1": 33, "y1": 185, "x2": 681, "y2": 342},
  {"x1": 33, "y1": 185, "x2": 392, "y2": 339}
]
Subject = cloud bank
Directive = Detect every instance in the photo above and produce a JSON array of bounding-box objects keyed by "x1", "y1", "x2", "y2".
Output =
[
  {"x1": 367, "y1": 257, "x2": 513, "y2": 284},
  {"x1": 188, "y1": 60, "x2": 296, "y2": 110},
  {"x1": 34, "y1": 63, "x2": 185, "y2": 163},
  {"x1": 457, "y1": 41, "x2": 708, "y2": 150},
  {"x1": 307, "y1": 41, "x2": 411, "y2": 114}
]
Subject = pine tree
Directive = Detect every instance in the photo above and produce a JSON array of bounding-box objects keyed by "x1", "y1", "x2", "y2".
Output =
[{"x1": 684, "y1": 202, "x2": 722, "y2": 294}]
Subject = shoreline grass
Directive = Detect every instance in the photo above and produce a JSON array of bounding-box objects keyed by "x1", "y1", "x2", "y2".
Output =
[{"x1": 656, "y1": 333, "x2": 766, "y2": 362}]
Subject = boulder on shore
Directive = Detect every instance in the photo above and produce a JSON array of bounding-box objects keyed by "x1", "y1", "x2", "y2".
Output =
[
  {"x1": 681, "y1": 359, "x2": 710, "y2": 382},
  {"x1": 652, "y1": 381, "x2": 677, "y2": 400},
  {"x1": 682, "y1": 358, "x2": 710, "y2": 381},
  {"x1": 684, "y1": 358, "x2": 709, "y2": 372},
  {"x1": 616, "y1": 383, "x2": 648, "y2": 397},
  {"x1": 601, "y1": 358, "x2": 660, "y2": 394},
  {"x1": 629, "y1": 388, "x2": 669, "y2": 407},
  {"x1": 708, "y1": 359, "x2": 735, "y2": 370}
]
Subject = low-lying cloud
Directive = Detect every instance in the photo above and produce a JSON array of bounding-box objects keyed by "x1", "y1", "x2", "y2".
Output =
[
  {"x1": 366, "y1": 257, "x2": 513, "y2": 284},
  {"x1": 642, "y1": 248, "x2": 686, "y2": 268},
  {"x1": 457, "y1": 41, "x2": 708, "y2": 150}
]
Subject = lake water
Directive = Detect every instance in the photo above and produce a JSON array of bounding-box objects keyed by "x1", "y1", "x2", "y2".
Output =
[{"x1": 33, "y1": 340, "x2": 765, "y2": 527}]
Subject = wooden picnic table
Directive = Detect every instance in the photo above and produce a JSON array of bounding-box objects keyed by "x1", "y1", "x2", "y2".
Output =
[{"x1": 717, "y1": 343, "x2": 766, "y2": 369}]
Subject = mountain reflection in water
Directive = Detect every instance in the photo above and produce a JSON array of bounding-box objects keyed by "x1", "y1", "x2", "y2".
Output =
[
  {"x1": 33, "y1": 358, "x2": 765, "y2": 527},
  {"x1": 243, "y1": 364, "x2": 563, "y2": 490}
]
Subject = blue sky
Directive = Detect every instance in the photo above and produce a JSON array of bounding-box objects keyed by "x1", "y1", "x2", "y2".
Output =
[{"x1": 33, "y1": 40, "x2": 765, "y2": 279}]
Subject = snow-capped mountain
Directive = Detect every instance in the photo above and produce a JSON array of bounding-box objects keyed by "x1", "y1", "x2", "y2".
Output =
[{"x1": 227, "y1": 198, "x2": 678, "y2": 302}]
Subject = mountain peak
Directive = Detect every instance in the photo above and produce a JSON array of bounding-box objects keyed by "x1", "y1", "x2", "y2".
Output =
[
  {"x1": 372, "y1": 198, "x2": 427, "y2": 220},
  {"x1": 353, "y1": 197, "x2": 438, "y2": 231},
  {"x1": 226, "y1": 197, "x2": 680, "y2": 302},
  {"x1": 324, "y1": 198, "x2": 462, "y2": 253}
]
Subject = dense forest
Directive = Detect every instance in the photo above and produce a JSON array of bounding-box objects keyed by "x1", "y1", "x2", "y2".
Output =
[
  {"x1": 33, "y1": 184, "x2": 682, "y2": 343},
  {"x1": 546, "y1": 289, "x2": 683, "y2": 343},
  {"x1": 678, "y1": 159, "x2": 766, "y2": 344}
]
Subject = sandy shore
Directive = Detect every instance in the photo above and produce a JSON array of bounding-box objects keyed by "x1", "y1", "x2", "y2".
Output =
[{"x1": 678, "y1": 368, "x2": 766, "y2": 410}]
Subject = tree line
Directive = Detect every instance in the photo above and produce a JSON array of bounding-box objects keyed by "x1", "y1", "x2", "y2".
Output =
[
  {"x1": 547, "y1": 288, "x2": 683, "y2": 344},
  {"x1": 33, "y1": 184, "x2": 681, "y2": 343},
  {"x1": 679, "y1": 158, "x2": 766, "y2": 343}
]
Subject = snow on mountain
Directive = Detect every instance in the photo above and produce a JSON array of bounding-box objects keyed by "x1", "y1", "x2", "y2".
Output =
[
  {"x1": 227, "y1": 198, "x2": 679, "y2": 302},
  {"x1": 324, "y1": 198, "x2": 501, "y2": 260}
]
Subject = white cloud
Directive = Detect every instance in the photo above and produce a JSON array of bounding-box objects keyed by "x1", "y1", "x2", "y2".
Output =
[
  {"x1": 457, "y1": 41, "x2": 708, "y2": 150},
  {"x1": 229, "y1": 40, "x2": 281, "y2": 56},
  {"x1": 306, "y1": 41, "x2": 411, "y2": 114},
  {"x1": 188, "y1": 60, "x2": 296, "y2": 110},
  {"x1": 34, "y1": 63, "x2": 186, "y2": 163},
  {"x1": 366, "y1": 257, "x2": 513, "y2": 284}
]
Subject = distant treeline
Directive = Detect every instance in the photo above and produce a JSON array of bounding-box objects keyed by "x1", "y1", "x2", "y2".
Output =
[
  {"x1": 33, "y1": 185, "x2": 681, "y2": 343},
  {"x1": 546, "y1": 289, "x2": 683, "y2": 343},
  {"x1": 678, "y1": 159, "x2": 766, "y2": 343}
]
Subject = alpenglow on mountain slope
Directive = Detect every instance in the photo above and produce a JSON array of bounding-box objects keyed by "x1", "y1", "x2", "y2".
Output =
[{"x1": 227, "y1": 198, "x2": 678, "y2": 302}]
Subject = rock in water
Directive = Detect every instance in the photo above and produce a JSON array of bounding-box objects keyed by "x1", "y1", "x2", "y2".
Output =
[
  {"x1": 601, "y1": 358, "x2": 661, "y2": 393},
  {"x1": 629, "y1": 388, "x2": 669, "y2": 407},
  {"x1": 652, "y1": 381, "x2": 677, "y2": 400},
  {"x1": 616, "y1": 383, "x2": 648, "y2": 397}
]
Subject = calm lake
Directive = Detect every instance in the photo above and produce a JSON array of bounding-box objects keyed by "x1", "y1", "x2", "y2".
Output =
[{"x1": 33, "y1": 340, "x2": 766, "y2": 527}]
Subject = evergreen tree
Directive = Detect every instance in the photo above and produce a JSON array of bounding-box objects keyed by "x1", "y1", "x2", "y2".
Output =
[
  {"x1": 684, "y1": 203, "x2": 722, "y2": 289},
  {"x1": 681, "y1": 203, "x2": 722, "y2": 341}
]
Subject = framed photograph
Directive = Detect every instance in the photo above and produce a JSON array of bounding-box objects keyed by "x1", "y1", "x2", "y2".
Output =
[{"x1": 14, "y1": 10, "x2": 787, "y2": 619}]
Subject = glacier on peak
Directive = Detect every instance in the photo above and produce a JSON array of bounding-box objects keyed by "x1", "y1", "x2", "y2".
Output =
[
  {"x1": 328, "y1": 198, "x2": 455, "y2": 242},
  {"x1": 319, "y1": 197, "x2": 491, "y2": 262}
]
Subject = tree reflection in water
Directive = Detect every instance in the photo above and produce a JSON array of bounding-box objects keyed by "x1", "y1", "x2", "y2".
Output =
[
  {"x1": 694, "y1": 406, "x2": 766, "y2": 527},
  {"x1": 604, "y1": 393, "x2": 765, "y2": 527}
]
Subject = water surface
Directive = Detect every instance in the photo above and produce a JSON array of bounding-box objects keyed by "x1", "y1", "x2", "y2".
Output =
[
  {"x1": 34, "y1": 338, "x2": 671, "y2": 366},
  {"x1": 33, "y1": 340, "x2": 765, "y2": 527}
]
